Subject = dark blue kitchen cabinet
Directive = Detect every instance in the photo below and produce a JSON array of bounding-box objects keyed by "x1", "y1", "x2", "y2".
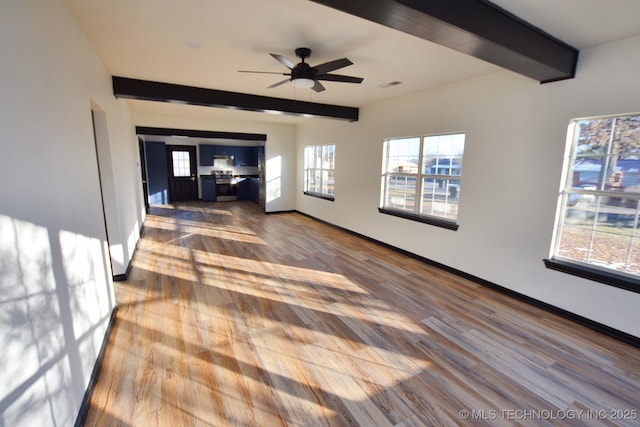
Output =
[
  {"x1": 248, "y1": 146, "x2": 259, "y2": 166},
  {"x1": 249, "y1": 177, "x2": 259, "y2": 203},
  {"x1": 237, "y1": 177, "x2": 259, "y2": 202},
  {"x1": 199, "y1": 144, "x2": 215, "y2": 166},
  {"x1": 236, "y1": 178, "x2": 250, "y2": 200},
  {"x1": 233, "y1": 146, "x2": 252, "y2": 166},
  {"x1": 145, "y1": 141, "x2": 169, "y2": 205},
  {"x1": 200, "y1": 144, "x2": 261, "y2": 166},
  {"x1": 234, "y1": 146, "x2": 261, "y2": 166},
  {"x1": 201, "y1": 176, "x2": 217, "y2": 201},
  {"x1": 214, "y1": 145, "x2": 235, "y2": 157}
]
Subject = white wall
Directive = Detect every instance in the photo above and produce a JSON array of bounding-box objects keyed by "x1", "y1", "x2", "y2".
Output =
[
  {"x1": 133, "y1": 111, "x2": 297, "y2": 212},
  {"x1": 296, "y1": 35, "x2": 640, "y2": 338},
  {"x1": 0, "y1": 1, "x2": 142, "y2": 425}
]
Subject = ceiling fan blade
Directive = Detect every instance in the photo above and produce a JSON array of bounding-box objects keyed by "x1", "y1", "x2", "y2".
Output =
[
  {"x1": 313, "y1": 58, "x2": 353, "y2": 75},
  {"x1": 267, "y1": 78, "x2": 291, "y2": 89},
  {"x1": 270, "y1": 53, "x2": 295, "y2": 70},
  {"x1": 317, "y1": 74, "x2": 363, "y2": 84},
  {"x1": 312, "y1": 80, "x2": 326, "y2": 92},
  {"x1": 238, "y1": 70, "x2": 288, "y2": 75}
]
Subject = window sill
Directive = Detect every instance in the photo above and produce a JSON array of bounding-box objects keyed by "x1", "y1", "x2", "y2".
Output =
[
  {"x1": 304, "y1": 191, "x2": 335, "y2": 202},
  {"x1": 378, "y1": 207, "x2": 459, "y2": 231},
  {"x1": 543, "y1": 258, "x2": 640, "y2": 294}
]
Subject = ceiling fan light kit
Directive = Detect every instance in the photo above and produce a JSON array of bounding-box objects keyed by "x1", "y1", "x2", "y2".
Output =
[
  {"x1": 240, "y1": 47, "x2": 363, "y2": 92},
  {"x1": 293, "y1": 78, "x2": 315, "y2": 88}
]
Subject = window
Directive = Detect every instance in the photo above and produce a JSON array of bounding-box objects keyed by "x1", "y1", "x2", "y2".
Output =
[
  {"x1": 171, "y1": 150, "x2": 191, "y2": 177},
  {"x1": 548, "y1": 113, "x2": 640, "y2": 289},
  {"x1": 304, "y1": 144, "x2": 336, "y2": 201},
  {"x1": 380, "y1": 133, "x2": 465, "y2": 229}
]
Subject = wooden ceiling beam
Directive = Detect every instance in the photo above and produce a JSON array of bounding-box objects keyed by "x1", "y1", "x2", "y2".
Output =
[
  {"x1": 310, "y1": 0, "x2": 578, "y2": 83},
  {"x1": 135, "y1": 127, "x2": 267, "y2": 141},
  {"x1": 112, "y1": 77, "x2": 359, "y2": 122}
]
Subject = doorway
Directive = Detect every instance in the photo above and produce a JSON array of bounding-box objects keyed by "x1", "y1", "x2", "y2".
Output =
[
  {"x1": 91, "y1": 108, "x2": 117, "y2": 284},
  {"x1": 138, "y1": 137, "x2": 150, "y2": 212},
  {"x1": 166, "y1": 145, "x2": 198, "y2": 201}
]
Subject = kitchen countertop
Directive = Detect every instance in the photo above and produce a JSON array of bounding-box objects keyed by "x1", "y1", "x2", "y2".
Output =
[{"x1": 200, "y1": 174, "x2": 258, "y2": 179}]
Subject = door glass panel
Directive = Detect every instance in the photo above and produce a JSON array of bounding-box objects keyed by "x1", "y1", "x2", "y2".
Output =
[{"x1": 172, "y1": 151, "x2": 191, "y2": 177}]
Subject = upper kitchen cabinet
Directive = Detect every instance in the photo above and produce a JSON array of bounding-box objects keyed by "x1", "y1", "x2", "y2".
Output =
[
  {"x1": 199, "y1": 144, "x2": 262, "y2": 167},
  {"x1": 199, "y1": 144, "x2": 215, "y2": 166},
  {"x1": 214, "y1": 145, "x2": 235, "y2": 157},
  {"x1": 249, "y1": 146, "x2": 260, "y2": 166},
  {"x1": 233, "y1": 146, "x2": 254, "y2": 167}
]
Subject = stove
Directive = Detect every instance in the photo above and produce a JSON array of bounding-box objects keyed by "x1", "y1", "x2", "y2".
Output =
[
  {"x1": 213, "y1": 170, "x2": 234, "y2": 184},
  {"x1": 213, "y1": 170, "x2": 237, "y2": 201}
]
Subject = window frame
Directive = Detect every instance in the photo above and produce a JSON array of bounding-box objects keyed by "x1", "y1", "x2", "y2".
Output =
[
  {"x1": 546, "y1": 112, "x2": 640, "y2": 293},
  {"x1": 303, "y1": 144, "x2": 336, "y2": 202},
  {"x1": 379, "y1": 133, "x2": 465, "y2": 230}
]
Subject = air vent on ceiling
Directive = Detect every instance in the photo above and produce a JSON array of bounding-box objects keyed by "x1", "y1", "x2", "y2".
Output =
[{"x1": 377, "y1": 81, "x2": 402, "y2": 88}]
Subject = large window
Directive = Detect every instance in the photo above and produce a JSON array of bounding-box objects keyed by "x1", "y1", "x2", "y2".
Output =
[
  {"x1": 304, "y1": 144, "x2": 336, "y2": 200},
  {"x1": 549, "y1": 113, "x2": 640, "y2": 287},
  {"x1": 380, "y1": 133, "x2": 465, "y2": 229}
]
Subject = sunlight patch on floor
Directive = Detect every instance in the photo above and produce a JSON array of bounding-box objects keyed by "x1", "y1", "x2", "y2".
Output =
[{"x1": 143, "y1": 217, "x2": 266, "y2": 245}]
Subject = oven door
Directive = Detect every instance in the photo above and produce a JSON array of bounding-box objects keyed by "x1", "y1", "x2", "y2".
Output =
[{"x1": 215, "y1": 182, "x2": 237, "y2": 196}]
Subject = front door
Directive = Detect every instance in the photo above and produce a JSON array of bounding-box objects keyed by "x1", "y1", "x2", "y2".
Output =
[{"x1": 166, "y1": 145, "x2": 198, "y2": 202}]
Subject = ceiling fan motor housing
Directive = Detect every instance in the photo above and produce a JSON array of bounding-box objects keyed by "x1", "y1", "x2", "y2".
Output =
[
  {"x1": 292, "y1": 62, "x2": 315, "y2": 80},
  {"x1": 292, "y1": 48, "x2": 315, "y2": 80}
]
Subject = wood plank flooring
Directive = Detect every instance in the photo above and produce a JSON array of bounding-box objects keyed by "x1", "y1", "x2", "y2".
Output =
[{"x1": 84, "y1": 201, "x2": 640, "y2": 426}]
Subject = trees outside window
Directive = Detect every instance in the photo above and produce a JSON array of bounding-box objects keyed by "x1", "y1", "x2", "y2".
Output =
[{"x1": 551, "y1": 113, "x2": 640, "y2": 281}]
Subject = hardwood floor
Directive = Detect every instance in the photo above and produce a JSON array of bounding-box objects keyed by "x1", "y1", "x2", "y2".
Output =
[{"x1": 84, "y1": 201, "x2": 640, "y2": 426}]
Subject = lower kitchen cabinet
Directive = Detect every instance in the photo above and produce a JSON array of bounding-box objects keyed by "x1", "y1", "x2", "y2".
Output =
[
  {"x1": 201, "y1": 176, "x2": 217, "y2": 201},
  {"x1": 249, "y1": 177, "x2": 259, "y2": 203},
  {"x1": 237, "y1": 177, "x2": 259, "y2": 202}
]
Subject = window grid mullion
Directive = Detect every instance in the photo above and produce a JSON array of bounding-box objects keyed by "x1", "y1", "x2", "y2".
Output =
[
  {"x1": 624, "y1": 203, "x2": 640, "y2": 273},
  {"x1": 416, "y1": 136, "x2": 425, "y2": 215}
]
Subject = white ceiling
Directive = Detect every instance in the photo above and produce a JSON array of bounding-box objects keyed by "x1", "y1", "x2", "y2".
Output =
[{"x1": 67, "y1": 0, "x2": 640, "y2": 124}]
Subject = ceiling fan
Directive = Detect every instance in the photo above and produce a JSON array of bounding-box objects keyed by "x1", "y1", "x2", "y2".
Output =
[{"x1": 239, "y1": 47, "x2": 363, "y2": 92}]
